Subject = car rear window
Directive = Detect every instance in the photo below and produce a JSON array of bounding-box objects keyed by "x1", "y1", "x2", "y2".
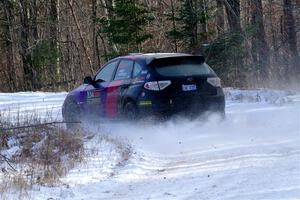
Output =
[{"x1": 153, "y1": 57, "x2": 216, "y2": 77}]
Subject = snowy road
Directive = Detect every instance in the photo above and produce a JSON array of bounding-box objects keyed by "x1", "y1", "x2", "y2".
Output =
[{"x1": 0, "y1": 89, "x2": 299, "y2": 199}]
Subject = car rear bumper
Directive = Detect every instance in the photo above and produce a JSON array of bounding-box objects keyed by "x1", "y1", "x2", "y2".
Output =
[{"x1": 137, "y1": 94, "x2": 225, "y2": 117}]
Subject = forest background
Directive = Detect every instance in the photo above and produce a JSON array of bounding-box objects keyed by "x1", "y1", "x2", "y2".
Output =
[{"x1": 0, "y1": 0, "x2": 299, "y2": 92}]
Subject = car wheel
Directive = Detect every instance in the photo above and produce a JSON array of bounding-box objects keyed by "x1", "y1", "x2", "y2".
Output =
[
  {"x1": 63, "y1": 99, "x2": 82, "y2": 130},
  {"x1": 123, "y1": 101, "x2": 139, "y2": 120}
]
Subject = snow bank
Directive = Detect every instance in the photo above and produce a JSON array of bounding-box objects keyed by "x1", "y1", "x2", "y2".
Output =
[
  {"x1": 224, "y1": 87, "x2": 294, "y2": 105},
  {"x1": 0, "y1": 92, "x2": 67, "y2": 122}
]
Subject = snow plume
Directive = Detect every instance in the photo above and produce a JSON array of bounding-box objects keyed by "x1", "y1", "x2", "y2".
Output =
[
  {"x1": 86, "y1": 102, "x2": 299, "y2": 157},
  {"x1": 73, "y1": 101, "x2": 300, "y2": 200},
  {"x1": 82, "y1": 88, "x2": 299, "y2": 157}
]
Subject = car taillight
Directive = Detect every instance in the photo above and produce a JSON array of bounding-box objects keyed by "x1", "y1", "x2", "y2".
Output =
[
  {"x1": 207, "y1": 77, "x2": 221, "y2": 87},
  {"x1": 144, "y1": 80, "x2": 171, "y2": 91},
  {"x1": 144, "y1": 81, "x2": 159, "y2": 91}
]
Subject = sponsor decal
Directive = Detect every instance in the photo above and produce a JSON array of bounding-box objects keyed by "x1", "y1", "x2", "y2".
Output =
[
  {"x1": 141, "y1": 70, "x2": 148, "y2": 74},
  {"x1": 139, "y1": 100, "x2": 152, "y2": 106}
]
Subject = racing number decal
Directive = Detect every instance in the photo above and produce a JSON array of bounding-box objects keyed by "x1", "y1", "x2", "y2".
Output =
[
  {"x1": 86, "y1": 90, "x2": 101, "y2": 103},
  {"x1": 87, "y1": 91, "x2": 94, "y2": 99}
]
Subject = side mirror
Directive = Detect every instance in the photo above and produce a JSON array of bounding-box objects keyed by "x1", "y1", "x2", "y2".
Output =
[{"x1": 83, "y1": 76, "x2": 93, "y2": 84}]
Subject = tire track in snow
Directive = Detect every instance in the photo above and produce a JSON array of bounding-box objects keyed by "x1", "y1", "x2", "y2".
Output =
[{"x1": 116, "y1": 140, "x2": 300, "y2": 181}]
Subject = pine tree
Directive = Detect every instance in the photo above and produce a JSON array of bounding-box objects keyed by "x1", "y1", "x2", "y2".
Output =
[
  {"x1": 165, "y1": 0, "x2": 209, "y2": 53},
  {"x1": 180, "y1": 0, "x2": 198, "y2": 51},
  {"x1": 99, "y1": 0, "x2": 153, "y2": 56},
  {"x1": 165, "y1": 0, "x2": 181, "y2": 52}
]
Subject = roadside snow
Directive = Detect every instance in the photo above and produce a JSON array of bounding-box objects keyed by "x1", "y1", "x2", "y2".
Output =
[
  {"x1": 61, "y1": 134, "x2": 132, "y2": 186},
  {"x1": 224, "y1": 87, "x2": 294, "y2": 105},
  {"x1": 0, "y1": 92, "x2": 67, "y2": 122},
  {"x1": 0, "y1": 88, "x2": 299, "y2": 200}
]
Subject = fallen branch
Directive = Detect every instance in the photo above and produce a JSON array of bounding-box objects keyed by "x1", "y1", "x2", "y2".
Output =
[
  {"x1": 0, "y1": 121, "x2": 81, "y2": 131},
  {"x1": 0, "y1": 153, "x2": 17, "y2": 172}
]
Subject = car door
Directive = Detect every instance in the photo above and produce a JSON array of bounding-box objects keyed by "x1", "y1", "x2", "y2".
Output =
[
  {"x1": 105, "y1": 59, "x2": 134, "y2": 118},
  {"x1": 84, "y1": 60, "x2": 119, "y2": 117}
]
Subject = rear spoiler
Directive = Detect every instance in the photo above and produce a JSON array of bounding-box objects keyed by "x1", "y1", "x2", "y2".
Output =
[{"x1": 146, "y1": 55, "x2": 205, "y2": 66}]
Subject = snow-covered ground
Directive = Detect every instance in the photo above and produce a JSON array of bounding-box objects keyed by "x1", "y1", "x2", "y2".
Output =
[
  {"x1": 0, "y1": 89, "x2": 299, "y2": 200},
  {"x1": 0, "y1": 92, "x2": 67, "y2": 122}
]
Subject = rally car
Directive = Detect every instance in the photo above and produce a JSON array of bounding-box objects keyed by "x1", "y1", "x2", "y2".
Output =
[{"x1": 62, "y1": 53, "x2": 225, "y2": 125}]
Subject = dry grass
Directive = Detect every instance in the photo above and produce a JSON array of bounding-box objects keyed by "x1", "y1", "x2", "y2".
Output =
[
  {"x1": 0, "y1": 110, "x2": 134, "y2": 199},
  {"x1": 0, "y1": 110, "x2": 85, "y2": 199},
  {"x1": 13, "y1": 125, "x2": 84, "y2": 185}
]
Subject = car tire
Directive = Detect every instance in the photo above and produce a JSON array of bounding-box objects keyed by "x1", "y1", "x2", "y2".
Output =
[
  {"x1": 123, "y1": 101, "x2": 139, "y2": 120},
  {"x1": 63, "y1": 98, "x2": 82, "y2": 130}
]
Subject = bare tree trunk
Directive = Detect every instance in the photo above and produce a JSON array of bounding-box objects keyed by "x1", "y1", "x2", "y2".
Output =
[
  {"x1": 49, "y1": 0, "x2": 59, "y2": 87},
  {"x1": 224, "y1": 0, "x2": 242, "y2": 33},
  {"x1": 200, "y1": 0, "x2": 208, "y2": 42},
  {"x1": 267, "y1": 0, "x2": 278, "y2": 61},
  {"x1": 30, "y1": 0, "x2": 40, "y2": 89},
  {"x1": 224, "y1": 0, "x2": 243, "y2": 87},
  {"x1": 19, "y1": 0, "x2": 34, "y2": 90},
  {"x1": 216, "y1": 0, "x2": 224, "y2": 35},
  {"x1": 67, "y1": 0, "x2": 94, "y2": 74},
  {"x1": 250, "y1": 0, "x2": 270, "y2": 84},
  {"x1": 30, "y1": 0, "x2": 38, "y2": 41},
  {"x1": 191, "y1": 0, "x2": 198, "y2": 50},
  {"x1": 1, "y1": 0, "x2": 16, "y2": 91},
  {"x1": 99, "y1": 34, "x2": 109, "y2": 61},
  {"x1": 283, "y1": 0, "x2": 300, "y2": 77},
  {"x1": 170, "y1": 0, "x2": 178, "y2": 52},
  {"x1": 92, "y1": 0, "x2": 101, "y2": 67}
]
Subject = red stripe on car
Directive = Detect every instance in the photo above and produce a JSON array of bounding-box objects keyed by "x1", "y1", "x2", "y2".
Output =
[{"x1": 105, "y1": 80, "x2": 123, "y2": 118}]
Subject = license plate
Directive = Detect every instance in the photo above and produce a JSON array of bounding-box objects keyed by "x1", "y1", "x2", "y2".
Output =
[{"x1": 182, "y1": 84, "x2": 197, "y2": 91}]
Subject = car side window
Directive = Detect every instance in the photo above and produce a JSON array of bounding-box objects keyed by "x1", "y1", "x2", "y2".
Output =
[
  {"x1": 95, "y1": 61, "x2": 118, "y2": 82},
  {"x1": 114, "y1": 60, "x2": 134, "y2": 80},
  {"x1": 133, "y1": 62, "x2": 143, "y2": 77}
]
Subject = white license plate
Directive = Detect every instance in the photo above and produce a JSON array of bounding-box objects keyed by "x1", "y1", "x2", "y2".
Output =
[{"x1": 182, "y1": 84, "x2": 197, "y2": 91}]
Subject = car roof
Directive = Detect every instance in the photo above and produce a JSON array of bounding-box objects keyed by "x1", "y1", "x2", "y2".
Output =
[{"x1": 119, "y1": 53, "x2": 203, "y2": 65}]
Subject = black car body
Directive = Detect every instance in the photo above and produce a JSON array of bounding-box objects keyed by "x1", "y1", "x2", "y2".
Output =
[{"x1": 62, "y1": 53, "x2": 225, "y2": 122}]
